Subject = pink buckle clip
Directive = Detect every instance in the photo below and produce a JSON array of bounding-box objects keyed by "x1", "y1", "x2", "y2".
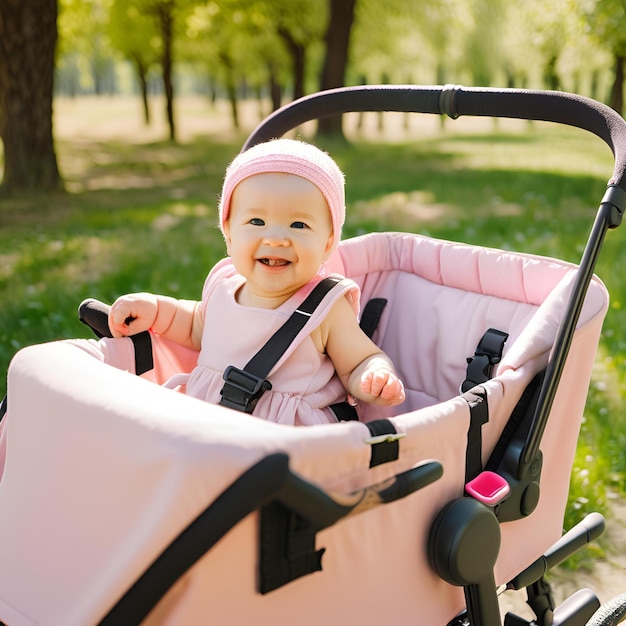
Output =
[{"x1": 465, "y1": 471, "x2": 510, "y2": 506}]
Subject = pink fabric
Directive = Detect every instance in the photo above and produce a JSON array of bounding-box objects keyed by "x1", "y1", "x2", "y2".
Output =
[
  {"x1": 339, "y1": 233, "x2": 606, "y2": 417},
  {"x1": 67, "y1": 331, "x2": 199, "y2": 385},
  {"x1": 0, "y1": 231, "x2": 609, "y2": 626},
  {"x1": 185, "y1": 261, "x2": 360, "y2": 425},
  {"x1": 218, "y1": 139, "x2": 345, "y2": 252}
]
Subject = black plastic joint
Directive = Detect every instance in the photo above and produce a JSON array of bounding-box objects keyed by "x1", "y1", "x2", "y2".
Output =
[
  {"x1": 439, "y1": 84, "x2": 462, "y2": 119},
  {"x1": 601, "y1": 184, "x2": 626, "y2": 228}
]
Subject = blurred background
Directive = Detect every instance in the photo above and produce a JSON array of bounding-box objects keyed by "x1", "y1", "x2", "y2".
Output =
[
  {"x1": 2, "y1": 0, "x2": 626, "y2": 193},
  {"x1": 1, "y1": 0, "x2": 626, "y2": 584}
]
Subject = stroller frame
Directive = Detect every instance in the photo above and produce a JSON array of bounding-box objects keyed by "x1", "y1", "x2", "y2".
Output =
[
  {"x1": 97, "y1": 85, "x2": 626, "y2": 626},
  {"x1": 2, "y1": 85, "x2": 626, "y2": 626},
  {"x1": 242, "y1": 85, "x2": 626, "y2": 625}
]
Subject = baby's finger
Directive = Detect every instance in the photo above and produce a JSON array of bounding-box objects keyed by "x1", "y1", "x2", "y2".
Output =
[
  {"x1": 381, "y1": 377, "x2": 406, "y2": 403},
  {"x1": 109, "y1": 301, "x2": 135, "y2": 336},
  {"x1": 363, "y1": 370, "x2": 390, "y2": 397},
  {"x1": 359, "y1": 371, "x2": 373, "y2": 395}
]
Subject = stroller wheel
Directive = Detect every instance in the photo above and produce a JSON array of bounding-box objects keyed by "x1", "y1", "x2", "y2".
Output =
[{"x1": 587, "y1": 593, "x2": 626, "y2": 626}]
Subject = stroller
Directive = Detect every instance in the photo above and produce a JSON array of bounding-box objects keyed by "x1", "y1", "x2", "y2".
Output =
[{"x1": 1, "y1": 85, "x2": 626, "y2": 626}]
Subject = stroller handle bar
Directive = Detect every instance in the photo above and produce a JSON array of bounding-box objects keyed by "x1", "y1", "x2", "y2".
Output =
[
  {"x1": 244, "y1": 83, "x2": 626, "y2": 493},
  {"x1": 244, "y1": 84, "x2": 626, "y2": 199}
]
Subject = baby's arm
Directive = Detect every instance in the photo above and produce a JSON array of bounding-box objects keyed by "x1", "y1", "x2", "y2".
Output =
[
  {"x1": 324, "y1": 297, "x2": 405, "y2": 407},
  {"x1": 347, "y1": 353, "x2": 406, "y2": 406},
  {"x1": 109, "y1": 293, "x2": 203, "y2": 350}
]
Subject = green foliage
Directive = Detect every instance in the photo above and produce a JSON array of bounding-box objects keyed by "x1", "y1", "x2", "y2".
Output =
[
  {"x1": 108, "y1": 0, "x2": 160, "y2": 65},
  {"x1": 54, "y1": 0, "x2": 624, "y2": 104},
  {"x1": 57, "y1": 0, "x2": 118, "y2": 94},
  {"x1": 581, "y1": 0, "x2": 626, "y2": 56}
]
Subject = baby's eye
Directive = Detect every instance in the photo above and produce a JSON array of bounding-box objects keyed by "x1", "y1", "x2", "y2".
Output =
[
  {"x1": 290, "y1": 221, "x2": 309, "y2": 229},
  {"x1": 249, "y1": 218, "x2": 265, "y2": 226}
]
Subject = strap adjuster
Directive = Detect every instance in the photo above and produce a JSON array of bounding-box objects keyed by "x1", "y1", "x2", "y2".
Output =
[
  {"x1": 365, "y1": 420, "x2": 401, "y2": 467},
  {"x1": 461, "y1": 328, "x2": 509, "y2": 393},
  {"x1": 220, "y1": 366, "x2": 272, "y2": 414}
]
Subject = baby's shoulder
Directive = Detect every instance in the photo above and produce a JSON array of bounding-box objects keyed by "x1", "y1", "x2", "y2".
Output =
[
  {"x1": 202, "y1": 259, "x2": 239, "y2": 297},
  {"x1": 316, "y1": 286, "x2": 360, "y2": 347}
]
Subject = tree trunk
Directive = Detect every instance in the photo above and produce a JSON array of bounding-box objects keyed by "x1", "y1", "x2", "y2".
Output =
[
  {"x1": 277, "y1": 27, "x2": 306, "y2": 101},
  {"x1": 268, "y1": 62, "x2": 282, "y2": 111},
  {"x1": 317, "y1": 0, "x2": 357, "y2": 138},
  {"x1": 0, "y1": 0, "x2": 62, "y2": 193},
  {"x1": 132, "y1": 54, "x2": 151, "y2": 125},
  {"x1": 609, "y1": 54, "x2": 624, "y2": 116},
  {"x1": 543, "y1": 54, "x2": 560, "y2": 91},
  {"x1": 290, "y1": 43, "x2": 305, "y2": 102},
  {"x1": 159, "y1": 1, "x2": 176, "y2": 141},
  {"x1": 227, "y1": 81, "x2": 239, "y2": 130},
  {"x1": 220, "y1": 53, "x2": 239, "y2": 130}
]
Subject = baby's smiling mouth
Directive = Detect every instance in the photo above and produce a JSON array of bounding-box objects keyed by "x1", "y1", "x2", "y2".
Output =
[{"x1": 259, "y1": 258, "x2": 290, "y2": 266}]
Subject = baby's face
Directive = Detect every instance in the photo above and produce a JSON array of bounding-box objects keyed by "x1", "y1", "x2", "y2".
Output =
[{"x1": 223, "y1": 172, "x2": 334, "y2": 306}]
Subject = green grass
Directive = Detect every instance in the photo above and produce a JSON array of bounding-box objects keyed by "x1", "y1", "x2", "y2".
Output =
[{"x1": 1, "y1": 110, "x2": 625, "y2": 553}]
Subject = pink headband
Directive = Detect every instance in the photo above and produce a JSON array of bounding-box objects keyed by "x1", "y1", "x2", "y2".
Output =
[{"x1": 219, "y1": 138, "x2": 345, "y2": 252}]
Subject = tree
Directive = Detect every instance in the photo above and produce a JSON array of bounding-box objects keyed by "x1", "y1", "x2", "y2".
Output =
[
  {"x1": 57, "y1": 0, "x2": 118, "y2": 97},
  {"x1": 464, "y1": 0, "x2": 507, "y2": 86},
  {"x1": 180, "y1": 0, "x2": 326, "y2": 129},
  {"x1": 109, "y1": 0, "x2": 160, "y2": 124},
  {"x1": 351, "y1": 0, "x2": 416, "y2": 84},
  {"x1": 156, "y1": 0, "x2": 176, "y2": 139},
  {"x1": 580, "y1": 0, "x2": 626, "y2": 114},
  {"x1": 317, "y1": 0, "x2": 357, "y2": 137},
  {"x1": 183, "y1": 1, "x2": 247, "y2": 129},
  {"x1": 267, "y1": 0, "x2": 326, "y2": 102},
  {"x1": 107, "y1": 0, "x2": 197, "y2": 141},
  {"x1": 0, "y1": 0, "x2": 62, "y2": 193}
]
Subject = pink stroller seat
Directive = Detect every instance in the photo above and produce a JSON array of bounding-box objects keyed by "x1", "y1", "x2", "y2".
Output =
[
  {"x1": 0, "y1": 85, "x2": 625, "y2": 626},
  {"x1": 0, "y1": 229, "x2": 609, "y2": 625}
]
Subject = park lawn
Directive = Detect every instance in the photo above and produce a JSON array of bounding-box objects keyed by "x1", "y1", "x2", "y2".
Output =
[{"x1": 0, "y1": 98, "x2": 624, "y2": 542}]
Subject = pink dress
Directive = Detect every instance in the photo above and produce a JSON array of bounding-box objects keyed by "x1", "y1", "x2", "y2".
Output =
[{"x1": 185, "y1": 259, "x2": 360, "y2": 425}]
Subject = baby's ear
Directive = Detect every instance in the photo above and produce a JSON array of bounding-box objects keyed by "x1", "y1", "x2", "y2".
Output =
[
  {"x1": 323, "y1": 231, "x2": 335, "y2": 260},
  {"x1": 222, "y1": 221, "x2": 232, "y2": 249}
]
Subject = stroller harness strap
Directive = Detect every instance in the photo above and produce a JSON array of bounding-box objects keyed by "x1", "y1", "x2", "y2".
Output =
[
  {"x1": 327, "y1": 297, "x2": 389, "y2": 423},
  {"x1": 461, "y1": 329, "x2": 507, "y2": 484},
  {"x1": 219, "y1": 275, "x2": 345, "y2": 414},
  {"x1": 358, "y1": 297, "x2": 387, "y2": 340},
  {"x1": 463, "y1": 386, "x2": 489, "y2": 483},
  {"x1": 130, "y1": 332, "x2": 154, "y2": 376},
  {"x1": 366, "y1": 419, "x2": 401, "y2": 467}
]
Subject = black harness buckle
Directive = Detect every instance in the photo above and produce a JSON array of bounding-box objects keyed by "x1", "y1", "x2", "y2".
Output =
[
  {"x1": 461, "y1": 328, "x2": 509, "y2": 393},
  {"x1": 220, "y1": 366, "x2": 273, "y2": 414}
]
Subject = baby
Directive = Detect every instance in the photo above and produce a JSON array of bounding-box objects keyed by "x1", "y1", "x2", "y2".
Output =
[{"x1": 109, "y1": 139, "x2": 405, "y2": 425}]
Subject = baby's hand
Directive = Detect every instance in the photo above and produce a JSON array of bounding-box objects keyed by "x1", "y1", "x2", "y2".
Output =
[
  {"x1": 360, "y1": 368, "x2": 406, "y2": 406},
  {"x1": 108, "y1": 293, "x2": 158, "y2": 338}
]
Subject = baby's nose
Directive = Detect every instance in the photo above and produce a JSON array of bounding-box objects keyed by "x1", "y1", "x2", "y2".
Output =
[{"x1": 263, "y1": 225, "x2": 290, "y2": 245}]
